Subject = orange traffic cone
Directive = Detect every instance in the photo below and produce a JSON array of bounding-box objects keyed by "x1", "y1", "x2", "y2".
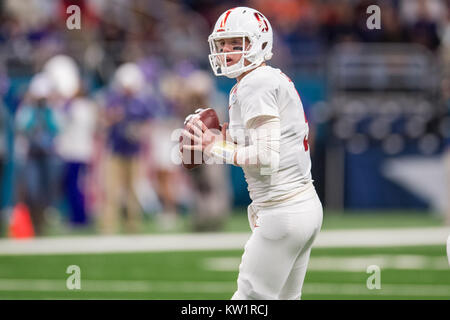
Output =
[{"x1": 9, "y1": 203, "x2": 35, "y2": 239}]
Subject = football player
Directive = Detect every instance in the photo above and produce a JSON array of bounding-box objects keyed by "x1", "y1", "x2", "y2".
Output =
[{"x1": 182, "y1": 7, "x2": 323, "y2": 300}]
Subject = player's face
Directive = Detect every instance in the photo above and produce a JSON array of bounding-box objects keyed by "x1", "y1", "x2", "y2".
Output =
[{"x1": 214, "y1": 37, "x2": 250, "y2": 67}]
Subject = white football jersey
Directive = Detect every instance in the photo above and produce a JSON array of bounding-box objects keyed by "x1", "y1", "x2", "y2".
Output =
[{"x1": 228, "y1": 65, "x2": 313, "y2": 207}]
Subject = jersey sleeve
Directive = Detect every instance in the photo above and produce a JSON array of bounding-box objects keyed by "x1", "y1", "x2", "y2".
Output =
[{"x1": 237, "y1": 71, "x2": 280, "y2": 127}]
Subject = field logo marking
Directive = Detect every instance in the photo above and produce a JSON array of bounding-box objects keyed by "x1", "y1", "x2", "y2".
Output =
[
  {"x1": 66, "y1": 265, "x2": 81, "y2": 290},
  {"x1": 366, "y1": 5, "x2": 381, "y2": 30},
  {"x1": 366, "y1": 265, "x2": 381, "y2": 290}
]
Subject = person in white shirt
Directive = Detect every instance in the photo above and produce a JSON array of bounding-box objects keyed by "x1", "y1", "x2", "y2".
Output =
[{"x1": 182, "y1": 7, "x2": 323, "y2": 300}]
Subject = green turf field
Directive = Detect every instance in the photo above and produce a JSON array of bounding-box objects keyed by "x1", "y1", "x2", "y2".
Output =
[
  {"x1": 0, "y1": 211, "x2": 448, "y2": 300},
  {"x1": 0, "y1": 245, "x2": 448, "y2": 300}
]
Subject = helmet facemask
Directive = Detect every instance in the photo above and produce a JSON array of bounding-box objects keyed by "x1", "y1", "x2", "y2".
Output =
[{"x1": 208, "y1": 33, "x2": 264, "y2": 79}]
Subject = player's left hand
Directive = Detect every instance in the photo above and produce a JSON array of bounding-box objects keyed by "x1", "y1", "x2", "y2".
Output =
[{"x1": 182, "y1": 118, "x2": 222, "y2": 158}]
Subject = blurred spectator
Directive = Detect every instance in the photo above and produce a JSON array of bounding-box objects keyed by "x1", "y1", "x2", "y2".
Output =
[
  {"x1": 99, "y1": 62, "x2": 152, "y2": 234},
  {"x1": 42, "y1": 55, "x2": 97, "y2": 227},
  {"x1": 378, "y1": 2, "x2": 410, "y2": 43},
  {"x1": 14, "y1": 73, "x2": 60, "y2": 235},
  {"x1": 441, "y1": 77, "x2": 450, "y2": 225},
  {"x1": 319, "y1": 0, "x2": 359, "y2": 46},
  {"x1": 55, "y1": 97, "x2": 97, "y2": 226},
  {"x1": 145, "y1": 85, "x2": 180, "y2": 229},
  {"x1": 408, "y1": 0, "x2": 441, "y2": 51},
  {"x1": 400, "y1": 0, "x2": 446, "y2": 27},
  {"x1": 151, "y1": 68, "x2": 194, "y2": 229},
  {"x1": 0, "y1": 103, "x2": 6, "y2": 209},
  {"x1": 445, "y1": 131, "x2": 450, "y2": 226},
  {"x1": 178, "y1": 70, "x2": 232, "y2": 231},
  {"x1": 159, "y1": 2, "x2": 210, "y2": 66}
]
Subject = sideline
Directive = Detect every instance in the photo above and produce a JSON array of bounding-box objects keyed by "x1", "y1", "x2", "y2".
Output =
[{"x1": 0, "y1": 227, "x2": 449, "y2": 255}]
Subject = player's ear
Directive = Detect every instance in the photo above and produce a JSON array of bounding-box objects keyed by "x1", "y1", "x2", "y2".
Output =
[{"x1": 245, "y1": 37, "x2": 251, "y2": 50}]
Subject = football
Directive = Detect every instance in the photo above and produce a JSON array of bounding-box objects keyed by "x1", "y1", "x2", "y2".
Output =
[{"x1": 179, "y1": 108, "x2": 222, "y2": 169}]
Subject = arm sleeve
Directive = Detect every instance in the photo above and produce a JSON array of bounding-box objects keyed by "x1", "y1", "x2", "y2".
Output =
[{"x1": 234, "y1": 115, "x2": 280, "y2": 174}]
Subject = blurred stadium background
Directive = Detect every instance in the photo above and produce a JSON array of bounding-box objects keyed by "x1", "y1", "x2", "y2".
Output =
[{"x1": 0, "y1": 0, "x2": 449, "y2": 300}]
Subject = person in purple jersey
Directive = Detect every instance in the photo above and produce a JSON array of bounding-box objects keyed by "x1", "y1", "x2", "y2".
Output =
[{"x1": 100, "y1": 63, "x2": 153, "y2": 234}]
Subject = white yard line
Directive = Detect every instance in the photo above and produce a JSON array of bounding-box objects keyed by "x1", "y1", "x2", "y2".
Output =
[
  {"x1": 0, "y1": 279, "x2": 448, "y2": 297},
  {"x1": 303, "y1": 283, "x2": 450, "y2": 297},
  {"x1": 0, "y1": 279, "x2": 236, "y2": 293},
  {"x1": 0, "y1": 227, "x2": 449, "y2": 255},
  {"x1": 315, "y1": 227, "x2": 450, "y2": 248},
  {"x1": 203, "y1": 255, "x2": 449, "y2": 272}
]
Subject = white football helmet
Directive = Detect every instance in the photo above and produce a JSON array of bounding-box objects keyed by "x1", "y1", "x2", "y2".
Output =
[
  {"x1": 29, "y1": 73, "x2": 54, "y2": 99},
  {"x1": 43, "y1": 55, "x2": 80, "y2": 99},
  {"x1": 208, "y1": 7, "x2": 273, "y2": 79},
  {"x1": 113, "y1": 63, "x2": 145, "y2": 94}
]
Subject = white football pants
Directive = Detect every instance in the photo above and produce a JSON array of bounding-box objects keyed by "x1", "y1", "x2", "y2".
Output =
[{"x1": 231, "y1": 188, "x2": 323, "y2": 300}]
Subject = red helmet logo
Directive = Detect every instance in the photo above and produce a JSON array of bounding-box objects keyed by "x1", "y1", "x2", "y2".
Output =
[{"x1": 254, "y1": 12, "x2": 269, "y2": 33}]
